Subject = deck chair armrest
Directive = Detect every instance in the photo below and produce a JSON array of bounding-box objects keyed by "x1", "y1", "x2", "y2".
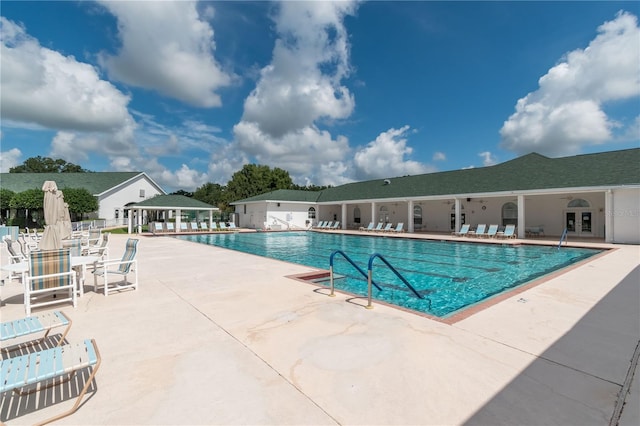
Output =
[{"x1": 96, "y1": 258, "x2": 136, "y2": 268}]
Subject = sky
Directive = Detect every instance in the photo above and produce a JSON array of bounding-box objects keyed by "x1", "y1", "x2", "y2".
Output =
[{"x1": 1, "y1": 1, "x2": 639, "y2": 192}]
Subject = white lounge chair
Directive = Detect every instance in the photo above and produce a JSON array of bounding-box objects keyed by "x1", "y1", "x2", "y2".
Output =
[
  {"x1": 359, "y1": 222, "x2": 374, "y2": 231},
  {"x1": 452, "y1": 224, "x2": 470, "y2": 237}
]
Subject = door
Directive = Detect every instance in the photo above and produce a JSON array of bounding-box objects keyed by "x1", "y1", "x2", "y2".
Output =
[
  {"x1": 565, "y1": 211, "x2": 593, "y2": 236},
  {"x1": 451, "y1": 213, "x2": 466, "y2": 230}
]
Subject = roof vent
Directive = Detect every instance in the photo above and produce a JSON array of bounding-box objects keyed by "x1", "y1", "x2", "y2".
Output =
[{"x1": 384, "y1": 179, "x2": 391, "y2": 185}]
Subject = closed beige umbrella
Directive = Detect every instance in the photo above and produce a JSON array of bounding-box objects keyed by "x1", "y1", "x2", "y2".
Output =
[
  {"x1": 39, "y1": 181, "x2": 62, "y2": 250},
  {"x1": 57, "y1": 191, "x2": 72, "y2": 240}
]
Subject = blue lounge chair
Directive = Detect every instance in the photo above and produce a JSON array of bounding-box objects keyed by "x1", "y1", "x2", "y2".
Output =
[
  {"x1": 0, "y1": 338, "x2": 101, "y2": 425},
  {"x1": 180, "y1": 222, "x2": 188, "y2": 232},
  {"x1": 1, "y1": 311, "x2": 72, "y2": 353},
  {"x1": 324, "y1": 221, "x2": 334, "y2": 229},
  {"x1": 315, "y1": 221, "x2": 326, "y2": 229},
  {"x1": 228, "y1": 222, "x2": 238, "y2": 230},
  {"x1": 382, "y1": 223, "x2": 393, "y2": 232},
  {"x1": 470, "y1": 224, "x2": 486, "y2": 237},
  {"x1": 484, "y1": 224, "x2": 499, "y2": 238},
  {"x1": 359, "y1": 222, "x2": 374, "y2": 231},
  {"x1": 153, "y1": 222, "x2": 164, "y2": 234},
  {"x1": 331, "y1": 221, "x2": 340, "y2": 229},
  {"x1": 392, "y1": 222, "x2": 405, "y2": 233},
  {"x1": 498, "y1": 224, "x2": 517, "y2": 239},
  {"x1": 453, "y1": 224, "x2": 470, "y2": 236},
  {"x1": 200, "y1": 222, "x2": 209, "y2": 231},
  {"x1": 166, "y1": 222, "x2": 175, "y2": 232},
  {"x1": 372, "y1": 223, "x2": 384, "y2": 232}
]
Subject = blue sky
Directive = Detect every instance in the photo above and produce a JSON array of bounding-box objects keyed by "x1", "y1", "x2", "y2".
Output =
[{"x1": 1, "y1": 1, "x2": 638, "y2": 192}]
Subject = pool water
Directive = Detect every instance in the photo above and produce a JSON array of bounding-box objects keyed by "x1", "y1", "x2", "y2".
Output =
[{"x1": 178, "y1": 232, "x2": 602, "y2": 318}]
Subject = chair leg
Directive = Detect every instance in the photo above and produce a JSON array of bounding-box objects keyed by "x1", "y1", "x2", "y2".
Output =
[{"x1": 34, "y1": 342, "x2": 102, "y2": 426}]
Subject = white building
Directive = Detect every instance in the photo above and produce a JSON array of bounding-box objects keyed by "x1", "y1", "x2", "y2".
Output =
[
  {"x1": 232, "y1": 149, "x2": 640, "y2": 244},
  {"x1": 1, "y1": 172, "x2": 165, "y2": 227}
]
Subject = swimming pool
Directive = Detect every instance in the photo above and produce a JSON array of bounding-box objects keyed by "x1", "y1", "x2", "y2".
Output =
[{"x1": 177, "y1": 232, "x2": 602, "y2": 318}]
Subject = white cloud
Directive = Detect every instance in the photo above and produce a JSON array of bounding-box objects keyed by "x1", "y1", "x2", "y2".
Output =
[
  {"x1": 478, "y1": 151, "x2": 498, "y2": 166},
  {"x1": 500, "y1": 11, "x2": 640, "y2": 156},
  {"x1": 98, "y1": 0, "x2": 233, "y2": 108},
  {"x1": 353, "y1": 126, "x2": 433, "y2": 180},
  {"x1": 233, "y1": 1, "x2": 359, "y2": 186},
  {"x1": 0, "y1": 148, "x2": 22, "y2": 172},
  {"x1": 158, "y1": 164, "x2": 209, "y2": 191},
  {"x1": 433, "y1": 151, "x2": 446, "y2": 161},
  {"x1": 0, "y1": 17, "x2": 134, "y2": 133}
]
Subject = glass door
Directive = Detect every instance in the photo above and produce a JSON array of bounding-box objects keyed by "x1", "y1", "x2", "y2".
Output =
[
  {"x1": 565, "y1": 211, "x2": 593, "y2": 236},
  {"x1": 581, "y1": 212, "x2": 592, "y2": 233},
  {"x1": 566, "y1": 212, "x2": 576, "y2": 232}
]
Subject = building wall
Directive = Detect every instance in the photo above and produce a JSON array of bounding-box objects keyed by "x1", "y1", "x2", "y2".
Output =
[
  {"x1": 98, "y1": 175, "x2": 163, "y2": 223},
  {"x1": 611, "y1": 188, "x2": 640, "y2": 244},
  {"x1": 236, "y1": 202, "x2": 315, "y2": 229}
]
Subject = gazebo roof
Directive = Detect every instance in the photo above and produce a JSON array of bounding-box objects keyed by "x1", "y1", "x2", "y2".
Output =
[{"x1": 128, "y1": 194, "x2": 219, "y2": 211}]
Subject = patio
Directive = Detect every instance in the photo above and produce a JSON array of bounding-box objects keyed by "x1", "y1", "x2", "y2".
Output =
[{"x1": 1, "y1": 233, "x2": 638, "y2": 425}]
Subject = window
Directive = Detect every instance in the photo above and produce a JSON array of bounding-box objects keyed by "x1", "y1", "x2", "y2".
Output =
[
  {"x1": 353, "y1": 207, "x2": 361, "y2": 224},
  {"x1": 502, "y1": 202, "x2": 518, "y2": 226},
  {"x1": 139, "y1": 189, "x2": 145, "y2": 198},
  {"x1": 308, "y1": 207, "x2": 316, "y2": 219},
  {"x1": 244, "y1": 204, "x2": 247, "y2": 214},
  {"x1": 568, "y1": 198, "x2": 590, "y2": 208}
]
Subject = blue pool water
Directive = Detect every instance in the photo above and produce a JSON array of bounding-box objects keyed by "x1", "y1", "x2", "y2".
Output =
[{"x1": 177, "y1": 232, "x2": 602, "y2": 318}]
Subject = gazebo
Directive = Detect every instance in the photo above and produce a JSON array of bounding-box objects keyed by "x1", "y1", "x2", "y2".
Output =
[{"x1": 125, "y1": 195, "x2": 219, "y2": 234}]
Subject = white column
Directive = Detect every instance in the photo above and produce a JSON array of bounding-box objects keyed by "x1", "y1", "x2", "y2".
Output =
[
  {"x1": 176, "y1": 209, "x2": 182, "y2": 232},
  {"x1": 408, "y1": 200, "x2": 414, "y2": 233},
  {"x1": 605, "y1": 190, "x2": 613, "y2": 243},
  {"x1": 209, "y1": 210, "x2": 213, "y2": 227},
  {"x1": 127, "y1": 209, "x2": 133, "y2": 234},
  {"x1": 371, "y1": 202, "x2": 377, "y2": 224},
  {"x1": 341, "y1": 203, "x2": 347, "y2": 229},
  {"x1": 517, "y1": 195, "x2": 525, "y2": 239},
  {"x1": 454, "y1": 199, "x2": 461, "y2": 232},
  {"x1": 137, "y1": 208, "x2": 143, "y2": 234}
]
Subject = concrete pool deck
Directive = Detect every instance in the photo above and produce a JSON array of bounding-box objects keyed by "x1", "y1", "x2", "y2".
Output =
[{"x1": 1, "y1": 232, "x2": 638, "y2": 425}]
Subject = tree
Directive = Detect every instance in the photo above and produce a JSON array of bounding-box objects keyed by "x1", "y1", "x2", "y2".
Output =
[
  {"x1": 193, "y1": 182, "x2": 225, "y2": 207},
  {"x1": 9, "y1": 189, "x2": 44, "y2": 227},
  {"x1": 61, "y1": 188, "x2": 98, "y2": 221},
  {"x1": 9, "y1": 156, "x2": 91, "y2": 173},
  {"x1": 171, "y1": 189, "x2": 193, "y2": 197},
  {"x1": 225, "y1": 164, "x2": 293, "y2": 203},
  {"x1": 0, "y1": 188, "x2": 15, "y2": 224}
]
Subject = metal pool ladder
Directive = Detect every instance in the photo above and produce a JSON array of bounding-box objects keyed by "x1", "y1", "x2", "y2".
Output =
[
  {"x1": 558, "y1": 228, "x2": 568, "y2": 250},
  {"x1": 329, "y1": 250, "x2": 424, "y2": 310},
  {"x1": 366, "y1": 253, "x2": 423, "y2": 309},
  {"x1": 329, "y1": 250, "x2": 382, "y2": 297}
]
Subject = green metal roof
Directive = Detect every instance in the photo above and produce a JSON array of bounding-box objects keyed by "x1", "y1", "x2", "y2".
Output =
[
  {"x1": 0, "y1": 172, "x2": 152, "y2": 195},
  {"x1": 316, "y1": 149, "x2": 640, "y2": 202},
  {"x1": 237, "y1": 189, "x2": 322, "y2": 203},
  {"x1": 130, "y1": 194, "x2": 218, "y2": 210},
  {"x1": 232, "y1": 149, "x2": 640, "y2": 204}
]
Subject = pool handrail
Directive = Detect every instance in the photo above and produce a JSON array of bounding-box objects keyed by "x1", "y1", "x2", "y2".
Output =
[
  {"x1": 367, "y1": 253, "x2": 424, "y2": 310},
  {"x1": 329, "y1": 250, "x2": 382, "y2": 297},
  {"x1": 558, "y1": 227, "x2": 568, "y2": 250}
]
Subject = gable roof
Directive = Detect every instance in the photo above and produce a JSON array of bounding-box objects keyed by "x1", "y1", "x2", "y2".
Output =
[
  {"x1": 129, "y1": 194, "x2": 218, "y2": 210},
  {"x1": 230, "y1": 148, "x2": 640, "y2": 205},
  {"x1": 0, "y1": 172, "x2": 165, "y2": 195},
  {"x1": 316, "y1": 149, "x2": 640, "y2": 202}
]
